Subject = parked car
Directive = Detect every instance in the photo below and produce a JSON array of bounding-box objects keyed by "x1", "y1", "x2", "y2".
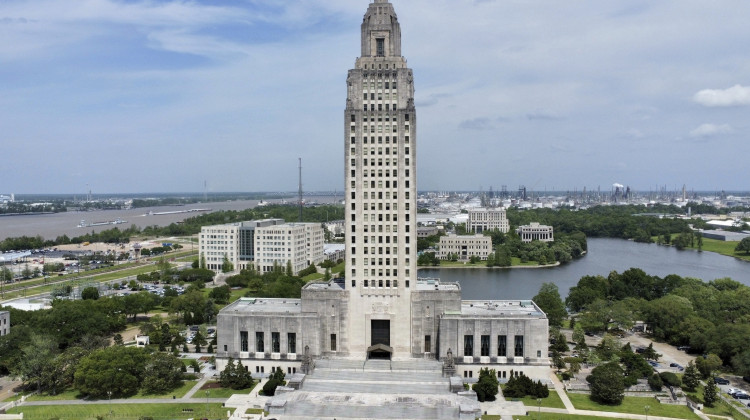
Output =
[{"x1": 715, "y1": 377, "x2": 730, "y2": 385}]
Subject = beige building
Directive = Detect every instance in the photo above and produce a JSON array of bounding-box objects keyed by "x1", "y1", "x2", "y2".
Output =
[
  {"x1": 517, "y1": 222, "x2": 554, "y2": 243},
  {"x1": 0, "y1": 311, "x2": 8, "y2": 336},
  {"x1": 467, "y1": 208, "x2": 509, "y2": 234},
  {"x1": 437, "y1": 234, "x2": 492, "y2": 261},
  {"x1": 216, "y1": 2, "x2": 549, "y2": 417},
  {"x1": 199, "y1": 219, "x2": 324, "y2": 275}
]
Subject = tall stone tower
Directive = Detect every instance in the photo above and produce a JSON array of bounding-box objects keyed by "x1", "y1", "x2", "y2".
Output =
[{"x1": 345, "y1": 0, "x2": 417, "y2": 359}]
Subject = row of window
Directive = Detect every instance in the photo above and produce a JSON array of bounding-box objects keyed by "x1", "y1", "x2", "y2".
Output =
[
  {"x1": 353, "y1": 158, "x2": 410, "y2": 167},
  {"x1": 351, "y1": 268, "x2": 411, "y2": 277},
  {"x1": 350, "y1": 136, "x2": 411, "y2": 145},
  {"x1": 354, "y1": 257, "x2": 400, "y2": 266},
  {"x1": 350, "y1": 113, "x2": 410, "y2": 123},
  {"x1": 354, "y1": 235, "x2": 403, "y2": 245},
  {"x1": 351, "y1": 279, "x2": 411, "y2": 288},
  {"x1": 463, "y1": 335, "x2": 524, "y2": 358},
  {"x1": 363, "y1": 92, "x2": 398, "y2": 100},
  {"x1": 354, "y1": 146, "x2": 410, "y2": 155},
  {"x1": 350, "y1": 202, "x2": 407, "y2": 212},
  {"x1": 240, "y1": 331, "x2": 296, "y2": 354}
]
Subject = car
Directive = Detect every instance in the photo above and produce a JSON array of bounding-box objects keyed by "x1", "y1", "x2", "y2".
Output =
[
  {"x1": 715, "y1": 377, "x2": 730, "y2": 385},
  {"x1": 648, "y1": 361, "x2": 659, "y2": 367},
  {"x1": 669, "y1": 362, "x2": 678, "y2": 367},
  {"x1": 736, "y1": 394, "x2": 750, "y2": 400}
]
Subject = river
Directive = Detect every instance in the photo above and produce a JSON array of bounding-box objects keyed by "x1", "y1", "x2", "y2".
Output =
[
  {"x1": 0, "y1": 196, "x2": 342, "y2": 241},
  {"x1": 419, "y1": 238, "x2": 750, "y2": 300}
]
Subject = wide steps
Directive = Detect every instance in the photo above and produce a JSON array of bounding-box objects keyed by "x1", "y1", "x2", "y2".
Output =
[
  {"x1": 302, "y1": 380, "x2": 449, "y2": 395},
  {"x1": 310, "y1": 369, "x2": 444, "y2": 383}
]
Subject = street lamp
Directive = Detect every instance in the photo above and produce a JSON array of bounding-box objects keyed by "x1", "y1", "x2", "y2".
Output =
[
  {"x1": 644, "y1": 404, "x2": 650, "y2": 419},
  {"x1": 205, "y1": 389, "x2": 210, "y2": 417},
  {"x1": 537, "y1": 398, "x2": 542, "y2": 420},
  {"x1": 107, "y1": 390, "x2": 113, "y2": 416}
]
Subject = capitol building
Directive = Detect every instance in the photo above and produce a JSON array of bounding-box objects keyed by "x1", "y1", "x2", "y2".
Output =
[{"x1": 216, "y1": 1, "x2": 549, "y2": 418}]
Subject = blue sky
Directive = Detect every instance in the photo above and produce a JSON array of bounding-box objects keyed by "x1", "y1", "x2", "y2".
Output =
[{"x1": 2, "y1": 0, "x2": 749, "y2": 194}]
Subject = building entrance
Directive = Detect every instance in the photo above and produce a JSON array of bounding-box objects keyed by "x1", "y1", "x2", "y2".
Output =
[{"x1": 368, "y1": 320, "x2": 391, "y2": 360}]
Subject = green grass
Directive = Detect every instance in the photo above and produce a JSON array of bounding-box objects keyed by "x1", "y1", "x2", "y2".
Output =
[
  {"x1": 25, "y1": 388, "x2": 82, "y2": 401},
  {"x1": 654, "y1": 235, "x2": 750, "y2": 263},
  {"x1": 134, "y1": 381, "x2": 198, "y2": 399},
  {"x1": 302, "y1": 272, "x2": 324, "y2": 281},
  {"x1": 496, "y1": 414, "x2": 649, "y2": 420},
  {"x1": 516, "y1": 392, "x2": 566, "y2": 409},
  {"x1": 7, "y1": 403, "x2": 232, "y2": 419},
  {"x1": 200, "y1": 381, "x2": 256, "y2": 398},
  {"x1": 567, "y1": 393, "x2": 701, "y2": 419},
  {"x1": 687, "y1": 384, "x2": 746, "y2": 419},
  {"x1": 22, "y1": 381, "x2": 198, "y2": 402}
]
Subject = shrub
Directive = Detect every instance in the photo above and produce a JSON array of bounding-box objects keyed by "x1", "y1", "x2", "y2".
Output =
[
  {"x1": 648, "y1": 373, "x2": 663, "y2": 391},
  {"x1": 263, "y1": 379, "x2": 280, "y2": 396},
  {"x1": 659, "y1": 372, "x2": 681, "y2": 387}
]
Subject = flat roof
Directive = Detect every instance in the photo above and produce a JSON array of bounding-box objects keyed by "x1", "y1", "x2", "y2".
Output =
[
  {"x1": 221, "y1": 297, "x2": 302, "y2": 315},
  {"x1": 455, "y1": 300, "x2": 546, "y2": 318},
  {"x1": 304, "y1": 281, "x2": 346, "y2": 291},
  {"x1": 415, "y1": 278, "x2": 460, "y2": 291}
]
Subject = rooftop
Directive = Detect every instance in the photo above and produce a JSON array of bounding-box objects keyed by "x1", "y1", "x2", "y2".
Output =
[
  {"x1": 415, "y1": 278, "x2": 460, "y2": 292},
  {"x1": 452, "y1": 300, "x2": 547, "y2": 318},
  {"x1": 304, "y1": 280, "x2": 346, "y2": 291},
  {"x1": 221, "y1": 297, "x2": 302, "y2": 315}
]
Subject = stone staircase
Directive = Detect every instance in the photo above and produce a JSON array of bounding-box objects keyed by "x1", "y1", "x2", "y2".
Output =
[{"x1": 265, "y1": 358, "x2": 480, "y2": 420}]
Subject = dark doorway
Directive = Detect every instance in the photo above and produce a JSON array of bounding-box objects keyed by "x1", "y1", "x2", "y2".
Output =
[{"x1": 371, "y1": 319, "x2": 390, "y2": 347}]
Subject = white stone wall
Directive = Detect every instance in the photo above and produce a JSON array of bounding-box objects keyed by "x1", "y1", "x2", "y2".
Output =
[
  {"x1": 254, "y1": 224, "x2": 309, "y2": 275},
  {"x1": 437, "y1": 234, "x2": 492, "y2": 260},
  {"x1": 517, "y1": 223, "x2": 554, "y2": 243},
  {"x1": 467, "y1": 209, "x2": 509, "y2": 234},
  {"x1": 0, "y1": 311, "x2": 9, "y2": 336}
]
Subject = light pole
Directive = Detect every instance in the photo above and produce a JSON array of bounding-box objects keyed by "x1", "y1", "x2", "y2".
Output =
[
  {"x1": 537, "y1": 398, "x2": 542, "y2": 420},
  {"x1": 644, "y1": 404, "x2": 650, "y2": 419},
  {"x1": 107, "y1": 390, "x2": 112, "y2": 416},
  {"x1": 205, "y1": 389, "x2": 210, "y2": 417}
]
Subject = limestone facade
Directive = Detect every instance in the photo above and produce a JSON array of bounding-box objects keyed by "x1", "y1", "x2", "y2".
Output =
[
  {"x1": 0, "y1": 311, "x2": 8, "y2": 336},
  {"x1": 437, "y1": 234, "x2": 492, "y2": 261},
  {"x1": 517, "y1": 222, "x2": 554, "y2": 243},
  {"x1": 467, "y1": 208, "x2": 510, "y2": 234}
]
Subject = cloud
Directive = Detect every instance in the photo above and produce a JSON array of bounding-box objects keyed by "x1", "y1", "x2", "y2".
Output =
[
  {"x1": 526, "y1": 111, "x2": 562, "y2": 121},
  {"x1": 459, "y1": 117, "x2": 494, "y2": 130},
  {"x1": 693, "y1": 85, "x2": 750, "y2": 107},
  {"x1": 689, "y1": 123, "x2": 733, "y2": 138}
]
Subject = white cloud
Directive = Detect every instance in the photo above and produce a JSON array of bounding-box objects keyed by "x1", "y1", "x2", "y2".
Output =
[
  {"x1": 693, "y1": 85, "x2": 750, "y2": 107},
  {"x1": 689, "y1": 123, "x2": 733, "y2": 138}
]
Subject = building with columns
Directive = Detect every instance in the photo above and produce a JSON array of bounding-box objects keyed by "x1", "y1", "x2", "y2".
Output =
[
  {"x1": 467, "y1": 208, "x2": 510, "y2": 234},
  {"x1": 216, "y1": 0, "x2": 548, "y2": 389},
  {"x1": 517, "y1": 222, "x2": 554, "y2": 243}
]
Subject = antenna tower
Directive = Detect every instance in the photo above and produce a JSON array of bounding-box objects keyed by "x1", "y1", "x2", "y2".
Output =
[{"x1": 298, "y1": 158, "x2": 303, "y2": 222}]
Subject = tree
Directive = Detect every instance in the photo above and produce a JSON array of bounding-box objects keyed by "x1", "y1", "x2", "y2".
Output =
[
  {"x1": 81, "y1": 286, "x2": 99, "y2": 300},
  {"x1": 74, "y1": 346, "x2": 148, "y2": 398},
  {"x1": 735, "y1": 237, "x2": 750, "y2": 255},
  {"x1": 141, "y1": 353, "x2": 183, "y2": 395},
  {"x1": 13, "y1": 334, "x2": 58, "y2": 393},
  {"x1": 703, "y1": 379, "x2": 718, "y2": 407},
  {"x1": 642, "y1": 343, "x2": 661, "y2": 361},
  {"x1": 587, "y1": 362, "x2": 625, "y2": 405},
  {"x1": 472, "y1": 368, "x2": 499, "y2": 402},
  {"x1": 221, "y1": 254, "x2": 234, "y2": 273},
  {"x1": 647, "y1": 373, "x2": 663, "y2": 391},
  {"x1": 192, "y1": 259, "x2": 199, "y2": 269},
  {"x1": 696, "y1": 354, "x2": 722, "y2": 379},
  {"x1": 681, "y1": 361, "x2": 700, "y2": 392},
  {"x1": 533, "y1": 283, "x2": 567, "y2": 328},
  {"x1": 208, "y1": 285, "x2": 231, "y2": 304}
]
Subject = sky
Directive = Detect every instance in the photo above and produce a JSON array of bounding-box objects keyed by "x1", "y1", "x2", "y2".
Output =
[{"x1": 2, "y1": 0, "x2": 749, "y2": 194}]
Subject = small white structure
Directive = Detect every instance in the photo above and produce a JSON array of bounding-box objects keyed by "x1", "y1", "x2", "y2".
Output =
[
  {"x1": 517, "y1": 223, "x2": 554, "y2": 243},
  {"x1": 136, "y1": 335, "x2": 150, "y2": 347}
]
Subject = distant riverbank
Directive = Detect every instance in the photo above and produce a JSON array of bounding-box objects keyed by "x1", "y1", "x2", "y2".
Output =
[{"x1": 418, "y1": 261, "x2": 560, "y2": 269}]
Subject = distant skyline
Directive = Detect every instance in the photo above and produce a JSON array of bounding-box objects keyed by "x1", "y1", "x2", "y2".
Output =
[{"x1": 2, "y1": 0, "x2": 749, "y2": 194}]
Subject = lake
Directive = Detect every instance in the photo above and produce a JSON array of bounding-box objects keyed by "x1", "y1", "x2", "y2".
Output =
[{"x1": 418, "y1": 238, "x2": 750, "y2": 300}]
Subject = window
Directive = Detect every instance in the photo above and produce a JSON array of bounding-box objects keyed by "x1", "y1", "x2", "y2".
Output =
[
  {"x1": 425, "y1": 335, "x2": 431, "y2": 353},
  {"x1": 481, "y1": 335, "x2": 490, "y2": 357},
  {"x1": 256, "y1": 332, "x2": 264, "y2": 353},
  {"x1": 288, "y1": 333, "x2": 296, "y2": 354},
  {"x1": 514, "y1": 335, "x2": 524, "y2": 357},
  {"x1": 464, "y1": 335, "x2": 474, "y2": 357},
  {"x1": 498, "y1": 335, "x2": 507, "y2": 357},
  {"x1": 240, "y1": 331, "x2": 248, "y2": 352},
  {"x1": 331, "y1": 334, "x2": 337, "y2": 351},
  {"x1": 272, "y1": 332, "x2": 280, "y2": 353},
  {"x1": 376, "y1": 38, "x2": 385, "y2": 56}
]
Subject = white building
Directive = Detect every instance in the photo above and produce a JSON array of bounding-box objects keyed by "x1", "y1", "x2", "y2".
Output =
[
  {"x1": 199, "y1": 219, "x2": 324, "y2": 274},
  {"x1": 517, "y1": 222, "x2": 554, "y2": 243},
  {"x1": 437, "y1": 234, "x2": 492, "y2": 261},
  {"x1": 467, "y1": 208, "x2": 509, "y2": 234},
  {"x1": 0, "y1": 311, "x2": 8, "y2": 336}
]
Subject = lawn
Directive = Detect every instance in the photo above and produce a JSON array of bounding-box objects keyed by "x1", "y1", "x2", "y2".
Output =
[
  {"x1": 22, "y1": 381, "x2": 198, "y2": 402},
  {"x1": 656, "y1": 235, "x2": 750, "y2": 263},
  {"x1": 199, "y1": 381, "x2": 256, "y2": 398},
  {"x1": 7, "y1": 403, "x2": 232, "y2": 419},
  {"x1": 567, "y1": 393, "x2": 701, "y2": 419},
  {"x1": 687, "y1": 384, "x2": 747, "y2": 419},
  {"x1": 489, "y1": 414, "x2": 650, "y2": 420},
  {"x1": 516, "y1": 392, "x2": 566, "y2": 409}
]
